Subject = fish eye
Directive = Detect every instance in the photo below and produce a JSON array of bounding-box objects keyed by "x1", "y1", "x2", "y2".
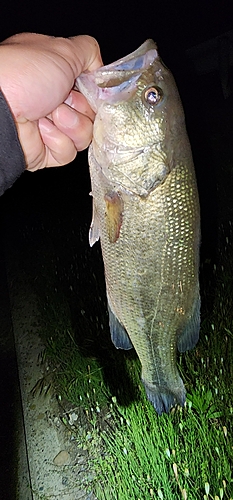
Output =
[{"x1": 144, "y1": 86, "x2": 163, "y2": 106}]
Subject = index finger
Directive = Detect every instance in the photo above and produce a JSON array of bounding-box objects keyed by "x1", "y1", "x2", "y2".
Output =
[{"x1": 68, "y1": 35, "x2": 103, "y2": 75}]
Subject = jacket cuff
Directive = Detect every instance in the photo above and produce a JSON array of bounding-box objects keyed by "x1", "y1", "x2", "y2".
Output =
[{"x1": 0, "y1": 90, "x2": 26, "y2": 196}]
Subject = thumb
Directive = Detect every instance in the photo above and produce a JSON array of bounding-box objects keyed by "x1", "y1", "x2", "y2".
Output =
[{"x1": 66, "y1": 35, "x2": 103, "y2": 76}]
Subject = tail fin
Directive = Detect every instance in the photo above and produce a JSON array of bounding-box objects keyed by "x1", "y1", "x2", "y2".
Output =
[{"x1": 142, "y1": 378, "x2": 186, "y2": 415}]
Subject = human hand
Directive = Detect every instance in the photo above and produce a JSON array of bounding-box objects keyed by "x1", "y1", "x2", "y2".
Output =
[{"x1": 0, "y1": 32, "x2": 102, "y2": 171}]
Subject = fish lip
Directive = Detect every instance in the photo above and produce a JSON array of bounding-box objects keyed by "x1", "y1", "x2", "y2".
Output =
[
  {"x1": 76, "y1": 40, "x2": 158, "y2": 111},
  {"x1": 100, "y1": 39, "x2": 158, "y2": 73},
  {"x1": 93, "y1": 44, "x2": 157, "y2": 85}
]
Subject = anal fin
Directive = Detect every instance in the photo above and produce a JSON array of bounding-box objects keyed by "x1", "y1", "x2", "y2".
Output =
[{"x1": 108, "y1": 303, "x2": 133, "y2": 350}]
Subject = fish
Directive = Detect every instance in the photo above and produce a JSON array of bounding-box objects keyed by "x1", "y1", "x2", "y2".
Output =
[{"x1": 76, "y1": 40, "x2": 200, "y2": 415}]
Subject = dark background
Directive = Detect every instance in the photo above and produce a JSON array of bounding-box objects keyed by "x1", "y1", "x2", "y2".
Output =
[
  {"x1": 0, "y1": 1, "x2": 233, "y2": 498},
  {"x1": 0, "y1": 0, "x2": 232, "y2": 63},
  {"x1": 0, "y1": 0, "x2": 232, "y2": 251},
  {"x1": 0, "y1": 0, "x2": 232, "y2": 194}
]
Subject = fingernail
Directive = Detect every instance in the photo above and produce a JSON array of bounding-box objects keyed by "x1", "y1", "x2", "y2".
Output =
[
  {"x1": 64, "y1": 92, "x2": 73, "y2": 107},
  {"x1": 39, "y1": 118, "x2": 54, "y2": 133},
  {"x1": 56, "y1": 106, "x2": 79, "y2": 128}
]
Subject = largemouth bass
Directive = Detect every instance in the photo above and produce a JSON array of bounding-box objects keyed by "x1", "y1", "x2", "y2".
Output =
[{"x1": 76, "y1": 40, "x2": 200, "y2": 415}]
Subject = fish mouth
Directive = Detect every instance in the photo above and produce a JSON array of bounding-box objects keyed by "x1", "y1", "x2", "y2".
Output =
[{"x1": 76, "y1": 39, "x2": 158, "y2": 111}]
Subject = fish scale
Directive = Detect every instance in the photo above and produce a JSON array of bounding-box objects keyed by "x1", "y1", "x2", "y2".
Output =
[
  {"x1": 89, "y1": 150, "x2": 199, "y2": 413},
  {"x1": 76, "y1": 39, "x2": 200, "y2": 414}
]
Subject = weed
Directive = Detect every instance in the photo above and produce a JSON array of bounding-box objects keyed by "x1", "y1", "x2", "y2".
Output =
[{"x1": 11, "y1": 167, "x2": 233, "y2": 500}]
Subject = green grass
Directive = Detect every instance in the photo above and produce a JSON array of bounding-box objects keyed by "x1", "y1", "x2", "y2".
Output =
[
  {"x1": 93, "y1": 396, "x2": 232, "y2": 500},
  {"x1": 18, "y1": 219, "x2": 233, "y2": 500},
  {"x1": 89, "y1": 222, "x2": 233, "y2": 500},
  {"x1": 6, "y1": 154, "x2": 233, "y2": 499}
]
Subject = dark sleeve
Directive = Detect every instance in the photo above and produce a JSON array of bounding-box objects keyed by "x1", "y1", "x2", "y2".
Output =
[{"x1": 0, "y1": 90, "x2": 26, "y2": 196}]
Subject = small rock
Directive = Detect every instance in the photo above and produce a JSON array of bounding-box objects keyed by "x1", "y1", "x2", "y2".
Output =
[{"x1": 53, "y1": 450, "x2": 70, "y2": 466}]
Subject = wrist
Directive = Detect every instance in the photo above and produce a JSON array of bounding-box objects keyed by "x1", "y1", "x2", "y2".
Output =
[
  {"x1": 0, "y1": 89, "x2": 26, "y2": 194},
  {"x1": 0, "y1": 45, "x2": 20, "y2": 119}
]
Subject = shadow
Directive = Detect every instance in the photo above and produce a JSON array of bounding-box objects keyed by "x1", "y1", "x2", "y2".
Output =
[
  {"x1": 0, "y1": 231, "x2": 31, "y2": 499},
  {"x1": 1, "y1": 154, "x2": 141, "y2": 409},
  {"x1": 58, "y1": 241, "x2": 142, "y2": 407}
]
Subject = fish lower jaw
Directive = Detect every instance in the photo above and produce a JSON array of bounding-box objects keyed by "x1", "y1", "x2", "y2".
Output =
[{"x1": 142, "y1": 378, "x2": 186, "y2": 416}]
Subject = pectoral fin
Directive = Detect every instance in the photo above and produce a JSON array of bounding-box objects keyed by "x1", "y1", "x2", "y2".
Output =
[
  {"x1": 177, "y1": 294, "x2": 200, "y2": 353},
  {"x1": 108, "y1": 303, "x2": 133, "y2": 350},
  {"x1": 104, "y1": 191, "x2": 123, "y2": 243}
]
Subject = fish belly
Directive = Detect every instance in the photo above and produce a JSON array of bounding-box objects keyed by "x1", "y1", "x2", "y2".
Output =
[{"x1": 89, "y1": 150, "x2": 200, "y2": 414}]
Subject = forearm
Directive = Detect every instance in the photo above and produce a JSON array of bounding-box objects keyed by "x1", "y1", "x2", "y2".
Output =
[{"x1": 0, "y1": 90, "x2": 25, "y2": 196}]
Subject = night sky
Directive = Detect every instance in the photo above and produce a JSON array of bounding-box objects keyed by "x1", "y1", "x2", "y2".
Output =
[{"x1": 0, "y1": 0, "x2": 232, "y2": 65}]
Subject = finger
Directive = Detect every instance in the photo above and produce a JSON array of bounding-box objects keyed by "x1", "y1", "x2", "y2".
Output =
[
  {"x1": 2, "y1": 33, "x2": 103, "y2": 75},
  {"x1": 68, "y1": 35, "x2": 103, "y2": 74},
  {"x1": 36, "y1": 117, "x2": 78, "y2": 168},
  {"x1": 64, "y1": 89, "x2": 95, "y2": 121},
  {"x1": 51, "y1": 103, "x2": 93, "y2": 151},
  {"x1": 0, "y1": 33, "x2": 103, "y2": 123}
]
